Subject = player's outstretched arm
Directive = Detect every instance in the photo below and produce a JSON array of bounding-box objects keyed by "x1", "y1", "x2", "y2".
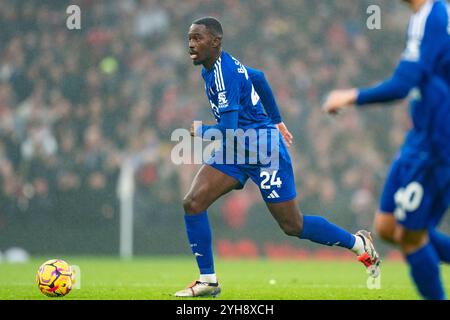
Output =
[
  {"x1": 323, "y1": 60, "x2": 422, "y2": 115},
  {"x1": 322, "y1": 88, "x2": 358, "y2": 115},
  {"x1": 324, "y1": 4, "x2": 449, "y2": 115},
  {"x1": 247, "y1": 67, "x2": 293, "y2": 147}
]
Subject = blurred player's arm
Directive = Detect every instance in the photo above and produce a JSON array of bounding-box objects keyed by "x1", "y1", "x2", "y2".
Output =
[
  {"x1": 323, "y1": 60, "x2": 422, "y2": 114},
  {"x1": 247, "y1": 67, "x2": 293, "y2": 147},
  {"x1": 323, "y1": 9, "x2": 448, "y2": 114}
]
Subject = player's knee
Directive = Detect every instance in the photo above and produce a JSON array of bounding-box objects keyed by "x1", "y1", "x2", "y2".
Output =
[
  {"x1": 394, "y1": 228, "x2": 428, "y2": 253},
  {"x1": 374, "y1": 212, "x2": 396, "y2": 243},
  {"x1": 375, "y1": 223, "x2": 394, "y2": 242},
  {"x1": 182, "y1": 194, "x2": 206, "y2": 214}
]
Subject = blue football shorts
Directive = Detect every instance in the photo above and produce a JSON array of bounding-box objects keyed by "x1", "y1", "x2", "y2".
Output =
[
  {"x1": 206, "y1": 135, "x2": 297, "y2": 203},
  {"x1": 380, "y1": 155, "x2": 450, "y2": 230}
]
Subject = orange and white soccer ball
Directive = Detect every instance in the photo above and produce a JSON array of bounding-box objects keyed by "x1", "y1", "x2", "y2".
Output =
[{"x1": 36, "y1": 259, "x2": 74, "y2": 297}]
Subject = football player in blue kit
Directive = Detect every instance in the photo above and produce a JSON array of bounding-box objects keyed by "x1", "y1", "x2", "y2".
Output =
[
  {"x1": 175, "y1": 17, "x2": 380, "y2": 298},
  {"x1": 323, "y1": 0, "x2": 450, "y2": 300}
]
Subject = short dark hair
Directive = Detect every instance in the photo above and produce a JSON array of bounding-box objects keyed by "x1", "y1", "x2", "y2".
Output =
[{"x1": 192, "y1": 17, "x2": 223, "y2": 37}]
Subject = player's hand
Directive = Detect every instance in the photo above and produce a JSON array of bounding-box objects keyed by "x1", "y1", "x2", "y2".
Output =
[
  {"x1": 322, "y1": 89, "x2": 358, "y2": 115},
  {"x1": 275, "y1": 122, "x2": 294, "y2": 147},
  {"x1": 190, "y1": 120, "x2": 202, "y2": 137}
]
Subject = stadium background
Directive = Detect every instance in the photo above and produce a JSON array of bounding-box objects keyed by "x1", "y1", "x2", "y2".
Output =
[{"x1": 0, "y1": 0, "x2": 448, "y2": 259}]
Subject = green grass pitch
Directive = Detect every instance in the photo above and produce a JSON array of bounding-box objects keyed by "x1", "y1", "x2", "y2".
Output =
[{"x1": 1, "y1": 257, "x2": 449, "y2": 300}]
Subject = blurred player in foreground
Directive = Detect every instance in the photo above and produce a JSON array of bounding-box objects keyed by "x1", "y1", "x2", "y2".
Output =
[
  {"x1": 175, "y1": 17, "x2": 380, "y2": 298},
  {"x1": 323, "y1": 0, "x2": 450, "y2": 300}
]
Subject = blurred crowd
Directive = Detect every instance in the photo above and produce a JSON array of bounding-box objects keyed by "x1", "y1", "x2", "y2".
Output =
[{"x1": 0, "y1": 0, "x2": 447, "y2": 254}]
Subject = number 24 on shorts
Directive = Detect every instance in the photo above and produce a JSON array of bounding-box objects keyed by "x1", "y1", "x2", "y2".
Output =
[{"x1": 260, "y1": 170, "x2": 282, "y2": 190}]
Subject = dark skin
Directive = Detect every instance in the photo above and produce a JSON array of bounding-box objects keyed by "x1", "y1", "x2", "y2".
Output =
[
  {"x1": 374, "y1": 212, "x2": 429, "y2": 254},
  {"x1": 184, "y1": 23, "x2": 304, "y2": 238},
  {"x1": 188, "y1": 24, "x2": 222, "y2": 70}
]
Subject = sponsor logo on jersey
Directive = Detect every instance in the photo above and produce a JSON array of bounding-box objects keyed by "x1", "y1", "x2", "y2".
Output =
[{"x1": 218, "y1": 91, "x2": 228, "y2": 108}]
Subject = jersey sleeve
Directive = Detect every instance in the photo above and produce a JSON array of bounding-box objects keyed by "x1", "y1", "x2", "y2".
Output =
[
  {"x1": 356, "y1": 60, "x2": 421, "y2": 105},
  {"x1": 247, "y1": 67, "x2": 282, "y2": 124},
  {"x1": 197, "y1": 110, "x2": 239, "y2": 139},
  {"x1": 215, "y1": 61, "x2": 241, "y2": 114}
]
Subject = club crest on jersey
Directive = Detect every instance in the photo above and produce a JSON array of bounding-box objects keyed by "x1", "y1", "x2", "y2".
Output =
[{"x1": 218, "y1": 91, "x2": 229, "y2": 108}]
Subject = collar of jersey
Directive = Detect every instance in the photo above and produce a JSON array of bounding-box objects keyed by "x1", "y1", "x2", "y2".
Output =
[{"x1": 202, "y1": 51, "x2": 225, "y2": 76}]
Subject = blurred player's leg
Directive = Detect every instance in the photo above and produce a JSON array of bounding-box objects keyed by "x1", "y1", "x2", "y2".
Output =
[
  {"x1": 375, "y1": 211, "x2": 450, "y2": 264},
  {"x1": 395, "y1": 227, "x2": 446, "y2": 300},
  {"x1": 428, "y1": 229, "x2": 450, "y2": 263},
  {"x1": 427, "y1": 190, "x2": 450, "y2": 263},
  {"x1": 265, "y1": 200, "x2": 380, "y2": 276},
  {"x1": 374, "y1": 211, "x2": 397, "y2": 244},
  {"x1": 376, "y1": 158, "x2": 449, "y2": 299},
  {"x1": 176, "y1": 165, "x2": 241, "y2": 297}
]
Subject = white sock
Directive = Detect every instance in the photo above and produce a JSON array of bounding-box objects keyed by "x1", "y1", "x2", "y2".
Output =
[
  {"x1": 199, "y1": 274, "x2": 217, "y2": 283},
  {"x1": 351, "y1": 235, "x2": 365, "y2": 255}
]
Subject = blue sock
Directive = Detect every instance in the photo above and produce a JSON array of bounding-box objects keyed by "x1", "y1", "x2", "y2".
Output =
[
  {"x1": 429, "y1": 229, "x2": 450, "y2": 263},
  {"x1": 184, "y1": 211, "x2": 215, "y2": 275},
  {"x1": 299, "y1": 215, "x2": 356, "y2": 249},
  {"x1": 406, "y1": 243, "x2": 446, "y2": 300}
]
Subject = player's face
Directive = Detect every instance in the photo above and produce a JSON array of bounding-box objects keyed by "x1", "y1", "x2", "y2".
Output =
[{"x1": 188, "y1": 24, "x2": 216, "y2": 66}]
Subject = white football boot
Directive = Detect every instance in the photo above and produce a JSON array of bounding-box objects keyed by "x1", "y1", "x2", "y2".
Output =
[
  {"x1": 174, "y1": 280, "x2": 221, "y2": 298},
  {"x1": 355, "y1": 230, "x2": 381, "y2": 278}
]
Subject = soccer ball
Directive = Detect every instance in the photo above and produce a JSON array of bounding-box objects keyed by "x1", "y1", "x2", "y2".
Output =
[{"x1": 36, "y1": 259, "x2": 74, "y2": 297}]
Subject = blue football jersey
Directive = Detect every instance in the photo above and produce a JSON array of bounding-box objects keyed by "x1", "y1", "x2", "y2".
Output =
[
  {"x1": 402, "y1": 0, "x2": 450, "y2": 87},
  {"x1": 200, "y1": 53, "x2": 296, "y2": 200},
  {"x1": 400, "y1": 0, "x2": 450, "y2": 161},
  {"x1": 358, "y1": 0, "x2": 450, "y2": 162},
  {"x1": 200, "y1": 51, "x2": 287, "y2": 167},
  {"x1": 201, "y1": 51, "x2": 273, "y2": 130}
]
